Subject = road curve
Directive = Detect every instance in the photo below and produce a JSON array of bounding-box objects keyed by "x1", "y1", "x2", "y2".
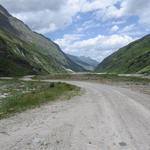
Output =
[{"x1": 0, "y1": 81, "x2": 150, "y2": 150}]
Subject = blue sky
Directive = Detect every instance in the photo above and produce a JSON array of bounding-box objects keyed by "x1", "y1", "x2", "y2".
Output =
[{"x1": 1, "y1": 0, "x2": 150, "y2": 61}]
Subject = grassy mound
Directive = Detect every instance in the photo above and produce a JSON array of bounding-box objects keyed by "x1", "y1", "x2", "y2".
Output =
[{"x1": 0, "y1": 81, "x2": 80, "y2": 119}]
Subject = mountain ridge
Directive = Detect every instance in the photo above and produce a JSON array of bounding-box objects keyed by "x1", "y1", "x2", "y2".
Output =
[
  {"x1": 95, "y1": 34, "x2": 150, "y2": 75},
  {"x1": 0, "y1": 5, "x2": 84, "y2": 76},
  {"x1": 67, "y1": 54, "x2": 99, "y2": 71}
]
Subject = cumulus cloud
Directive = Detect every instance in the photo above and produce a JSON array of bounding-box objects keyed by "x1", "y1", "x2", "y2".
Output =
[
  {"x1": 1, "y1": 0, "x2": 149, "y2": 33},
  {"x1": 0, "y1": 0, "x2": 66, "y2": 13},
  {"x1": 55, "y1": 34, "x2": 134, "y2": 61},
  {"x1": 121, "y1": 24, "x2": 135, "y2": 32},
  {"x1": 110, "y1": 25, "x2": 119, "y2": 33},
  {"x1": 0, "y1": 0, "x2": 122, "y2": 33},
  {"x1": 96, "y1": 0, "x2": 150, "y2": 27},
  {"x1": 1, "y1": 0, "x2": 77, "y2": 33},
  {"x1": 12, "y1": 7, "x2": 75, "y2": 33},
  {"x1": 123, "y1": 0, "x2": 150, "y2": 26},
  {"x1": 96, "y1": 2, "x2": 125, "y2": 21},
  {"x1": 80, "y1": 0, "x2": 119, "y2": 12},
  {"x1": 76, "y1": 20, "x2": 101, "y2": 33}
]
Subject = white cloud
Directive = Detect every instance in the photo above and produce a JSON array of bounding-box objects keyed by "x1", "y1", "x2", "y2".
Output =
[
  {"x1": 2, "y1": 0, "x2": 149, "y2": 34},
  {"x1": 36, "y1": 24, "x2": 57, "y2": 34},
  {"x1": 96, "y1": 3, "x2": 125, "y2": 21},
  {"x1": 123, "y1": 0, "x2": 150, "y2": 26},
  {"x1": 118, "y1": 24, "x2": 146, "y2": 37},
  {"x1": 76, "y1": 20, "x2": 101, "y2": 33},
  {"x1": 55, "y1": 34, "x2": 84, "y2": 47},
  {"x1": 96, "y1": 0, "x2": 150, "y2": 27},
  {"x1": 1, "y1": 0, "x2": 78, "y2": 33},
  {"x1": 0, "y1": 0, "x2": 66, "y2": 13},
  {"x1": 121, "y1": 24, "x2": 135, "y2": 32},
  {"x1": 12, "y1": 7, "x2": 75, "y2": 33},
  {"x1": 110, "y1": 25, "x2": 119, "y2": 33},
  {"x1": 55, "y1": 34, "x2": 134, "y2": 61},
  {"x1": 80, "y1": 0, "x2": 119, "y2": 12},
  {"x1": 0, "y1": 0, "x2": 121, "y2": 34}
]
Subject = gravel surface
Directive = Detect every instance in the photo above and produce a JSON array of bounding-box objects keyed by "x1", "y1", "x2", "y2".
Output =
[{"x1": 0, "y1": 80, "x2": 150, "y2": 150}]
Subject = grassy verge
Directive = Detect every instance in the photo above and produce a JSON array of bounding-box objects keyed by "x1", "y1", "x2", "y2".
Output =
[
  {"x1": 34, "y1": 73, "x2": 150, "y2": 95},
  {"x1": 34, "y1": 73, "x2": 150, "y2": 84},
  {"x1": 0, "y1": 81, "x2": 80, "y2": 119}
]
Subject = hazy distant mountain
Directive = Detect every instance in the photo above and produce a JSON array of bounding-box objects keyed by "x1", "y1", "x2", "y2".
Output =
[
  {"x1": 0, "y1": 5, "x2": 84, "y2": 76},
  {"x1": 96, "y1": 34, "x2": 150, "y2": 75},
  {"x1": 67, "y1": 54, "x2": 99, "y2": 71}
]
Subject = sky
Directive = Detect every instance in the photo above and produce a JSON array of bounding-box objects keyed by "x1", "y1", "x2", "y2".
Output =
[{"x1": 1, "y1": 0, "x2": 150, "y2": 62}]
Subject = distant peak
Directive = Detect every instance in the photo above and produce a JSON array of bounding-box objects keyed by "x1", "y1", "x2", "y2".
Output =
[{"x1": 0, "y1": 5, "x2": 11, "y2": 16}]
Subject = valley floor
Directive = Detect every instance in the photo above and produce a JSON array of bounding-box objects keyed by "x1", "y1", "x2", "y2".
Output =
[{"x1": 0, "y1": 80, "x2": 150, "y2": 150}]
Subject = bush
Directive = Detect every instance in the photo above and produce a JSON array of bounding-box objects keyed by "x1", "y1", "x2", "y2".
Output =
[{"x1": 49, "y1": 82, "x2": 55, "y2": 88}]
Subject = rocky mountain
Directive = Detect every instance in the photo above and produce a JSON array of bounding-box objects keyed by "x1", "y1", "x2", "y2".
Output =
[
  {"x1": 67, "y1": 54, "x2": 99, "y2": 71},
  {"x1": 0, "y1": 5, "x2": 84, "y2": 76},
  {"x1": 95, "y1": 34, "x2": 150, "y2": 75}
]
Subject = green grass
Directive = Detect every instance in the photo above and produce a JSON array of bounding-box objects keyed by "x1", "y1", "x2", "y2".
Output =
[
  {"x1": 0, "y1": 81, "x2": 80, "y2": 119},
  {"x1": 34, "y1": 73, "x2": 150, "y2": 84},
  {"x1": 96, "y1": 34, "x2": 150, "y2": 75}
]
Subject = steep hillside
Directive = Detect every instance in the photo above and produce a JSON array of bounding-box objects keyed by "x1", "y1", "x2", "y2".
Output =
[
  {"x1": 0, "y1": 5, "x2": 84, "y2": 76},
  {"x1": 96, "y1": 34, "x2": 150, "y2": 74},
  {"x1": 67, "y1": 54, "x2": 99, "y2": 71}
]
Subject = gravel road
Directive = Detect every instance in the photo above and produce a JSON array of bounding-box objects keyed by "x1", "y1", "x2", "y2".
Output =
[{"x1": 0, "y1": 81, "x2": 150, "y2": 150}]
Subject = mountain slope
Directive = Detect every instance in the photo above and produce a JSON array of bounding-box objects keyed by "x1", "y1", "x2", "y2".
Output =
[
  {"x1": 67, "y1": 54, "x2": 99, "y2": 71},
  {"x1": 0, "y1": 5, "x2": 84, "y2": 76},
  {"x1": 95, "y1": 34, "x2": 150, "y2": 74}
]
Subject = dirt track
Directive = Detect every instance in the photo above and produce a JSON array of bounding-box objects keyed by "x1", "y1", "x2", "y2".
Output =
[{"x1": 0, "y1": 80, "x2": 150, "y2": 150}]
